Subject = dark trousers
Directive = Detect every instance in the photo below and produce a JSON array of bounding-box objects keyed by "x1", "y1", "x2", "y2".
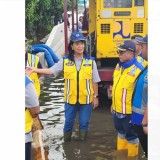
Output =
[
  {"x1": 133, "y1": 124, "x2": 148, "y2": 158},
  {"x1": 25, "y1": 142, "x2": 32, "y2": 160},
  {"x1": 113, "y1": 115, "x2": 138, "y2": 142}
]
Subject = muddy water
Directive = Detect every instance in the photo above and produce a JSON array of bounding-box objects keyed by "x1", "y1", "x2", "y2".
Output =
[{"x1": 39, "y1": 75, "x2": 146, "y2": 160}]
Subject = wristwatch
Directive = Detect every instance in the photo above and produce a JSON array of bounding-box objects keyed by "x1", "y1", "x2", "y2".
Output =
[{"x1": 94, "y1": 95, "x2": 99, "y2": 98}]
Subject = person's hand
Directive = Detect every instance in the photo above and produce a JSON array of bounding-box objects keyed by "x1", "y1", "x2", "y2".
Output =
[
  {"x1": 25, "y1": 67, "x2": 35, "y2": 76},
  {"x1": 110, "y1": 104, "x2": 113, "y2": 114},
  {"x1": 92, "y1": 97, "x2": 99, "y2": 109},
  {"x1": 143, "y1": 126, "x2": 148, "y2": 135}
]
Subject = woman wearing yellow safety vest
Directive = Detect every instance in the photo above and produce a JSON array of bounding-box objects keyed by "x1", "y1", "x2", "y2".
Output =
[
  {"x1": 26, "y1": 31, "x2": 101, "y2": 141},
  {"x1": 25, "y1": 75, "x2": 40, "y2": 160},
  {"x1": 111, "y1": 40, "x2": 144, "y2": 159}
]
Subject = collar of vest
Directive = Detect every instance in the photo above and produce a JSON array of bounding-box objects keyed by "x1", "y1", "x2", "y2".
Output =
[{"x1": 119, "y1": 57, "x2": 137, "y2": 69}]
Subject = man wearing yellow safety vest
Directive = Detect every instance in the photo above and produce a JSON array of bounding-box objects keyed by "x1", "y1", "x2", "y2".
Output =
[
  {"x1": 26, "y1": 31, "x2": 101, "y2": 141},
  {"x1": 131, "y1": 35, "x2": 148, "y2": 67},
  {"x1": 25, "y1": 37, "x2": 42, "y2": 97},
  {"x1": 25, "y1": 75, "x2": 40, "y2": 160},
  {"x1": 111, "y1": 40, "x2": 144, "y2": 159},
  {"x1": 25, "y1": 38, "x2": 43, "y2": 159}
]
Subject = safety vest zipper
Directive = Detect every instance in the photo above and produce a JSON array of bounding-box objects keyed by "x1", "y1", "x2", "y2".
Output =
[
  {"x1": 77, "y1": 71, "x2": 79, "y2": 102},
  {"x1": 76, "y1": 59, "x2": 83, "y2": 103}
]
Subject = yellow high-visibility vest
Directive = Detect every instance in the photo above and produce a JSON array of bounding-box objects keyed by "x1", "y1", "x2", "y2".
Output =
[
  {"x1": 27, "y1": 53, "x2": 40, "y2": 98},
  {"x1": 112, "y1": 59, "x2": 144, "y2": 114},
  {"x1": 63, "y1": 57, "x2": 94, "y2": 104},
  {"x1": 137, "y1": 55, "x2": 148, "y2": 67},
  {"x1": 25, "y1": 109, "x2": 33, "y2": 134}
]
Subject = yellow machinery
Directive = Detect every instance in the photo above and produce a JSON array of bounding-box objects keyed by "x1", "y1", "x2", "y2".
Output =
[{"x1": 88, "y1": 0, "x2": 148, "y2": 60}]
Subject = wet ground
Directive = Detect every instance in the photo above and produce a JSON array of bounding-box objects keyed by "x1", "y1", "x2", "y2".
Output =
[{"x1": 38, "y1": 75, "x2": 146, "y2": 160}]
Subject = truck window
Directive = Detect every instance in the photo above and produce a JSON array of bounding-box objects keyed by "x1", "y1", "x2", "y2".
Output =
[
  {"x1": 134, "y1": 0, "x2": 144, "y2": 6},
  {"x1": 104, "y1": 0, "x2": 132, "y2": 8}
]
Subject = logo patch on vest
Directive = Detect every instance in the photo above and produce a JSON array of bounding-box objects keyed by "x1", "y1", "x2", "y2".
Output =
[
  {"x1": 66, "y1": 61, "x2": 74, "y2": 66},
  {"x1": 83, "y1": 59, "x2": 91, "y2": 66},
  {"x1": 127, "y1": 66, "x2": 137, "y2": 76}
]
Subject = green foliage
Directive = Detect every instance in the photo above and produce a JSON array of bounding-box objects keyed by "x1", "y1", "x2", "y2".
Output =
[
  {"x1": 46, "y1": 25, "x2": 53, "y2": 32},
  {"x1": 26, "y1": 0, "x2": 73, "y2": 43}
]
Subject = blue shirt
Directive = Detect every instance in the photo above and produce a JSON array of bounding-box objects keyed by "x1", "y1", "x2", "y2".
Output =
[{"x1": 131, "y1": 66, "x2": 148, "y2": 125}]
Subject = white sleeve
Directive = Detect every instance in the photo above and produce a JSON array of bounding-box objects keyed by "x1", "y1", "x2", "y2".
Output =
[
  {"x1": 92, "y1": 60, "x2": 101, "y2": 83},
  {"x1": 49, "y1": 58, "x2": 64, "y2": 78}
]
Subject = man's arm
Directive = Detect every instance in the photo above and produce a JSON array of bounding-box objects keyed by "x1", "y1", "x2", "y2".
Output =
[
  {"x1": 142, "y1": 105, "x2": 148, "y2": 134},
  {"x1": 25, "y1": 82, "x2": 40, "y2": 118},
  {"x1": 29, "y1": 106, "x2": 40, "y2": 118},
  {"x1": 142, "y1": 76, "x2": 148, "y2": 134}
]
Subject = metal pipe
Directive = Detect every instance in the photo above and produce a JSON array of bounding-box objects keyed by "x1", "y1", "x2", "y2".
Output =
[
  {"x1": 63, "y1": 0, "x2": 68, "y2": 55},
  {"x1": 72, "y1": 0, "x2": 74, "y2": 32},
  {"x1": 76, "y1": 0, "x2": 78, "y2": 31}
]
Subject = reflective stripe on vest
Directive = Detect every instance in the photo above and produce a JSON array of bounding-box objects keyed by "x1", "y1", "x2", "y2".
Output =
[
  {"x1": 63, "y1": 57, "x2": 94, "y2": 104},
  {"x1": 25, "y1": 76, "x2": 33, "y2": 133},
  {"x1": 27, "y1": 53, "x2": 40, "y2": 98}
]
